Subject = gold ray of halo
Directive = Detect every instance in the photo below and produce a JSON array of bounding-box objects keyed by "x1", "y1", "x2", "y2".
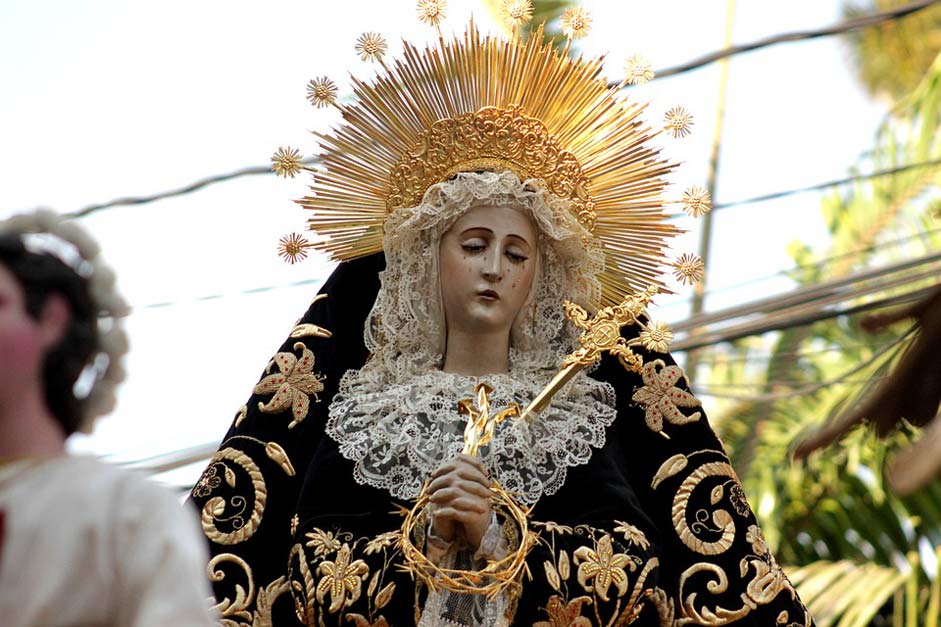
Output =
[{"x1": 297, "y1": 21, "x2": 682, "y2": 304}]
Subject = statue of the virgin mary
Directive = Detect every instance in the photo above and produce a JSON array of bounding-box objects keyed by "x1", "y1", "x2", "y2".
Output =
[{"x1": 190, "y1": 5, "x2": 814, "y2": 626}]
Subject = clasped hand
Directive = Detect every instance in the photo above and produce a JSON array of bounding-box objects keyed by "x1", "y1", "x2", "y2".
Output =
[{"x1": 427, "y1": 454, "x2": 493, "y2": 549}]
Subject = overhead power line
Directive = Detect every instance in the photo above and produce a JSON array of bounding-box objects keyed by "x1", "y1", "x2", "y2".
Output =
[
  {"x1": 650, "y1": 0, "x2": 941, "y2": 81},
  {"x1": 57, "y1": 0, "x2": 941, "y2": 221}
]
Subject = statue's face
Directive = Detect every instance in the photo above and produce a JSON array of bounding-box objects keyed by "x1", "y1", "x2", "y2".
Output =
[{"x1": 438, "y1": 202, "x2": 538, "y2": 339}]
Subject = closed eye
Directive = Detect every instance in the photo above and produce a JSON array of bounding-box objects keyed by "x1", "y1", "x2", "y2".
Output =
[{"x1": 506, "y1": 251, "x2": 528, "y2": 263}]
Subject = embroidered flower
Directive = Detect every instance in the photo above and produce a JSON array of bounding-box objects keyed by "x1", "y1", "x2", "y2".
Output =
[
  {"x1": 574, "y1": 534, "x2": 634, "y2": 602},
  {"x1": 364, "y1": 531, "x2": 401, "y2": 555},
  {"x1": 631, "y1": 359, "x2": 702, "y2": 434},
  {"x1": 538, "y1": 521, "x2": 575, "y2": 535},
  {"x1": 745, "y1": 525, "x2": 770, "y2": 558},
  {"x1": 305, "y1": 528, "x2": 342, "y2": 557},
  {"x1": 729, "y1": 483, "x2": 751, "y2": 517},
  {"x1": 315, "y1": 543, "x2": 370, "y2": 613},
  {"x1": 254, "y1": 342, "x2": 324, "y2": 429},
  {"x1": 347, "y1": 615, "x2": 389, "y2": 627},
  {"x1": 534, "y1": 595, "x2": 593, "y2": 627},
  {"x1": 192, "y1": 465, "x2": 221, "y2": 498},
  {"x1": 613, "y1": 521, "x2": 650, "y2": 551}
]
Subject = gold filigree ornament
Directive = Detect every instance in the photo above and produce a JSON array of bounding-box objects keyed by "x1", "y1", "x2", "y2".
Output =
[{"x1": 274, "y1": 3, "x2": 713, "y2": 306}]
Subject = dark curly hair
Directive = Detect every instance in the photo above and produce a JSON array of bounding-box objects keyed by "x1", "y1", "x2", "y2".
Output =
[{"x1": 0, "y1": 233, "x2": 99, "y2": 436}]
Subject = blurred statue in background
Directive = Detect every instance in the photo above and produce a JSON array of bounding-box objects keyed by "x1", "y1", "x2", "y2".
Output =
[{"x1": 0, "y1": 210, "x2": 217, "y2": 627}]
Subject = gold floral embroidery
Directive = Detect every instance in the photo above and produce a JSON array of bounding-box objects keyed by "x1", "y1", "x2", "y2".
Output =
[
  {"x1": 671, "y1": 461, "x2": 737, "y2": 556},
  {"x1": 199, "y1": 447, "x2": 267, "y2": 545},
  {"x1": 545, "y1": 560, "x2": 562, "y2": 591},
  {"x1": 364, "y1": 531, "x2": 401, "y2": 555},
  {"x1": 574, "y1": 535, "x2": 634, "y2": 602},
  {"x1": 347, "y1": 615, "x2": 390, "y2": 627},
  {"x1": 375, "y1": 582, "x2": 396, "y2": 609},
  {"x1": 537, "y1": 521, "x2": 574, "y2": 535},
  {"x1": 254, "y1": 342, "x2": 325, "y2": 429},
  {"x1": 305, "y1": 528, "x2": 342, "y2": 557},
  {"x1": 729, "y1": 483, "x2": 750, "y2": 517},
  {"x1": 315, "y1": 543, "x2": 370, "y2": 613},
  {"x1": 745, "y1": 525, "x2": 770, "y2": 557},
  {"x1": 192, "y1": 465, "x2": 221, "y2": 498},
  {"x1": 631, "y1": 359, "x2": 702, "y2": 434},
  {"x1": 613, "y1": 521, "x2": 650, "y2": 551},
  {"x1": 558, "y1": 550, "x2": 571, "y2": 581},
  {"x1": 651, "y1": 454, "x2": 688, "y2": 490},
  {"x1": 534, "y1": 595, "x2": 593, "y2": 627}
]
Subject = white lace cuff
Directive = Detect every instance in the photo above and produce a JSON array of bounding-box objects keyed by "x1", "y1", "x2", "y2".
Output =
[{"x1": 473, "y1": 513, "x2": 507, "y2": 562}]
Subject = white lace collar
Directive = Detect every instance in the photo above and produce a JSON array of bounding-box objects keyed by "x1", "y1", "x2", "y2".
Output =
[{"x1": 326, "y1": 367, "x2": 617, "y2": 505}]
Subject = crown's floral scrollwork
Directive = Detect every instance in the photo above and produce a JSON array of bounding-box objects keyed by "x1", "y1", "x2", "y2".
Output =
[{"x1": 389, "y1": 106, "x2": 597, "y2": 230}]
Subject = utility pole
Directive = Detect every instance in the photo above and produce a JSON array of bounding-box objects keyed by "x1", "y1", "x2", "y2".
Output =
[{"x1": 683, "y1": 0, "x2": 737, "y2": 385}]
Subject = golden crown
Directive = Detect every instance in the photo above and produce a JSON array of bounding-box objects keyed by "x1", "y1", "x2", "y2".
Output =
[{"x1": 273, "y1": 2, "x2": 709, "y2": 306}]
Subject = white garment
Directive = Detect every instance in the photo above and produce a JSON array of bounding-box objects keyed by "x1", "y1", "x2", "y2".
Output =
[{"x1": 0, "y1": 455, "x2": 216, "y2": 627}]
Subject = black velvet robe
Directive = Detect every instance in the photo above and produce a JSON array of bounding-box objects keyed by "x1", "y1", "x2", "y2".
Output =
[{"x1": 190, "y1": 254, "x2": 814, "y2": 626}]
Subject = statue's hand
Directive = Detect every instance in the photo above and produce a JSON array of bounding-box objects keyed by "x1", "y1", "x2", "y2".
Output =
[{"x1": 427, "y1": 454, "x2": 493, "y2": 549}]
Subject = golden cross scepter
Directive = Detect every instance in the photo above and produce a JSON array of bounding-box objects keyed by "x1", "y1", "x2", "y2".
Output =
[
  {"x1": 519, "y1": 285, "x2": 660, "y2": 422},
  {"x1": 459, "y1": 286, "x2": 662, "y2": 451}
]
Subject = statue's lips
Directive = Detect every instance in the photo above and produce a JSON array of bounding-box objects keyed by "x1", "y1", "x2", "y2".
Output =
[{"x1": 476, "y1": 289, "x2": 499, "y2": 301}]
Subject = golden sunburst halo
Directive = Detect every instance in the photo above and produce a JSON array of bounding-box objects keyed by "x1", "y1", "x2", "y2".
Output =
[
  {"x1": 672, "y1": 253, "x2": 705, "y2": 285},
  {"x1": 624, "y1": 54, "x2": 655, "y2": 85},
  {"x1": 501, "y1": 0, "x2": 534, "y2": 28},
  {"x1": 271, "y1": 146, "x2": 305, "y2": 178},
  {"x1": 416, "y1": 0, "x2": 447, "y2": 26},
  {"x1": 355, "y1": 32, "x2": 388, "y2": 62},
  {"x1": 278, "y1": 233, "x2": 311, "y2": 264},
  {"x1": 638, "y1": 320, "x2": 673, "y2": 353},
  {"x1": 681, "y1": 185, "x2": 712, "y2": 217},
  {"x1": 560, "y1": 6, "x2": 592, "y2": 39},
  {"x1": 306, "y1": 76, "x2": 337, "y2": 108},
  {"x1": 664, "y1": 106, "x2": 693, "y2": 138}
]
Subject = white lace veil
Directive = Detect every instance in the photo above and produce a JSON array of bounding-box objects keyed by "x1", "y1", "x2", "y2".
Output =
[{"x1": 327, "y1": 171, "x2": 619, "y2": 504}]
